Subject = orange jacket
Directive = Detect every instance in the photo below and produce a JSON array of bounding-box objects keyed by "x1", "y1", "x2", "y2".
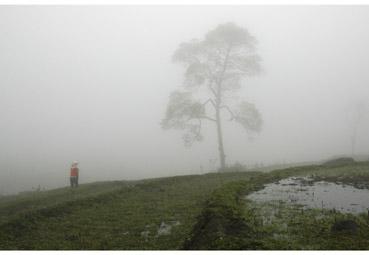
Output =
[{"x1": 70, "y1": 167, "x2": 79, "y2": 177}]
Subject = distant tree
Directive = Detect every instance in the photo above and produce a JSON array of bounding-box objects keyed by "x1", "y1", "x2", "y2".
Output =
[
  {"x1": 347, "y1": 101, "x2": 367, "y2": 156},
  {"x1": 162, "y1": 23, "x2": 263, "y2": 171}
]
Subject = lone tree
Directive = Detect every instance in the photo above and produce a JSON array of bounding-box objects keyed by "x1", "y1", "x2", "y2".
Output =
[
  {"x1": 162, "y1": 22, "x2": 263, "y2": 171},
  {"x1": 347, "y1": 101, "x2": 367, "y2": 156}
]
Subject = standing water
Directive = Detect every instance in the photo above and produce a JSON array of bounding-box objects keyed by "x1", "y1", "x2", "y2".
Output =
[{"x1": 246, "y1": 177, "x2": 369, "y2": 214}]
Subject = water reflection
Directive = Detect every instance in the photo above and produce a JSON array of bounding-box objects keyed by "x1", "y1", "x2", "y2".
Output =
[{"x1": 247, "y1": 177, "x2": 369, "y2": 214}]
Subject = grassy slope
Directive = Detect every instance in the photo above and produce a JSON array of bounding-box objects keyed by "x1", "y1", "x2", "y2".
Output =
[
  {"x1": 185, "y1": 162, "x2": 369, "y2": 250},
  {"x1": 2, "y1": 162, "x2": 369, "y2": 250},
  {"x1": 0, "y1": 171, "x2": 260, "y2": 250},
  {"x1": 0, "y1": 181, "x2": 128, "y2": 225}
]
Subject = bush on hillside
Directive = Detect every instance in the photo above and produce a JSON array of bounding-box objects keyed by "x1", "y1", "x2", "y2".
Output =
[{"x1": 322, "y1": 157, "x2": 355, "y2": 167}]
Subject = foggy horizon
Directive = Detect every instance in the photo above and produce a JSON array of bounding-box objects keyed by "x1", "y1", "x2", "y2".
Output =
[{"x1": 2, "y1": 6, "x2": 369, "y2": 195}]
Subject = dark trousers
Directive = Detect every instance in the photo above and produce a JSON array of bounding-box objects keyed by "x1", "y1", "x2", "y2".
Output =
[{"x1": 70, "y1": 176, "x2": 79, "y2": 188}]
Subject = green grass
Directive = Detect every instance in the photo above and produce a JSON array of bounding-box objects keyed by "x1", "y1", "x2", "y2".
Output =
[
  {"x1": 242, "y1": 200, "x2": 369, "y2": 250},
  {"x1": 183, "y1": 162, "x2": 369, "y2": 250},
  {"x1": 1, "y1": 162, "x2": 369, "y2": 250},
  {"x1": 0, "y1": 181, "x2": 129, "y2": 225},
  {"x1": 0, "y1": 172, "x2": 260, "y2": 250}
]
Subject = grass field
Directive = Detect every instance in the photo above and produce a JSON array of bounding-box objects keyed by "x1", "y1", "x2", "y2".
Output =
[{"x1": 1, "y1": 162, "x2": 369, "y2": 250}]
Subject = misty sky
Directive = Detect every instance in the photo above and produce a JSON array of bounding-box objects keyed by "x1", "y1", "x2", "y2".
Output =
[{"x1": 1, "y1": 6, "x2": 369, "y2": 194}]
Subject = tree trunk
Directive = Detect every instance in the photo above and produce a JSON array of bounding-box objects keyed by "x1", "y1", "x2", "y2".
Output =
[
  {"x1": 351, "y1": 134, "x2": 356, "y2": 157},
  {"x1": 215, "y1": 101, "x2": 226, "y2": 171},
  {"x1": 214, "y1": 45, "x2": 231, "y2": 172}
]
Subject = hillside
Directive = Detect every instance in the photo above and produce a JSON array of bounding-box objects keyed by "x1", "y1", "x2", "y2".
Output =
[
  {"x1": 0, "y1": 171, "x2": 260, "y2": 249},
  {"x1": 1, "y1": 162, "x2": 369, "y2": 250}
]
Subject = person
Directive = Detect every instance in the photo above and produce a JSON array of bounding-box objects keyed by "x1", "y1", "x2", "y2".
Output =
[{"x1": 70, "y1": 161, "x2": 79, "y2": 188}]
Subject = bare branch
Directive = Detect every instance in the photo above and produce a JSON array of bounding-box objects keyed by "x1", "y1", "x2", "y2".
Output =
[
  {"x1": 202, "y1": 98, "x2": 216, "y2": 109},
  {"x1": 199, "y1": 116, "x2": 217, "y2": 122},
  {"x1": 187, "y1": 114, "x2": 216, "y2": 122},
  {"x1": 217, "y1": 44, "x2": 233, "y2": 88},
  {"x1": 220, "y1": 105, "x2": 236, "y2": 121},
  {"x1": 207, "y1": 80, "x2": 218, "y2": 98}
]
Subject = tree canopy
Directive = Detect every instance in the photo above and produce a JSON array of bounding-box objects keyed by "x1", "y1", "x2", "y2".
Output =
[{"x1": 162, "y1": 22, "x2": 263, "y2": 170}]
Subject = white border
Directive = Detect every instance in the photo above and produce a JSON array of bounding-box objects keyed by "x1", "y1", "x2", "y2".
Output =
[{"x1": 1, "y1": 0, "x2": 369, "y2": 5}]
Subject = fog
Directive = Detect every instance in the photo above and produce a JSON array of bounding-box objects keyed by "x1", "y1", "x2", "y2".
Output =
[{"x1": 1, "y1": 6, "x2": 369, "y2": 195}]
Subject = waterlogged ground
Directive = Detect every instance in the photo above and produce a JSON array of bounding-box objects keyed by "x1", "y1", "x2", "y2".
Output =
[
  {"x1": 247, "y1": 177, "x2": 369, "y2": 214},
  {"x1": 242, "y1": 200, "x2": 369, "y2": 249},
  {"x1": 244, "y1": 175, "x2": 369, "y2": 249}
]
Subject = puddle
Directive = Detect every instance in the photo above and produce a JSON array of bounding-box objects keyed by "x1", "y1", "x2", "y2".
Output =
[
  {"x1": 140, "y1": 230, "x2": 150, "y2": 241},
  {"x1": 246, "y1": 177, "x2": 369, "y2": 214},
  {"x1": 156, "y1": 220, "x2": 181, "y2": 236},
  {"x1": 157, "y1": 222, "x2": 172, "y2": 236}
]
